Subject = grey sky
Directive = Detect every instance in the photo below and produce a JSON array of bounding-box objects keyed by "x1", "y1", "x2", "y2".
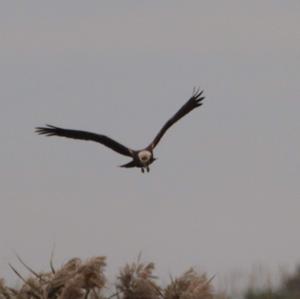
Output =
[{"x1": 0, "y1": 0, "x2": 299, "y2": 290}]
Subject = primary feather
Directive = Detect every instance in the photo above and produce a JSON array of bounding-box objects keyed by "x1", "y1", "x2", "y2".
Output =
[
  {"x1": 35, "y1": 125, "x2": 133, "y2": 157},
  {"x1": 147, "y1": 88, "x2": 204, "y2": 150}
]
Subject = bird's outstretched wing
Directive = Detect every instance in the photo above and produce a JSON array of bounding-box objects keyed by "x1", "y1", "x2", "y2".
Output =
[
  {"x1": 35, "y1": 125, "x2": 133, "y2": 157},
  {"x1": 148, "y1": 88, "x2": 205, "y2": 150}
]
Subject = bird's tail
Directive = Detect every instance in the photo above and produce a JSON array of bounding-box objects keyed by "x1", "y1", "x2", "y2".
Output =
[{"x1": 119, "y1": 160, "x2": 136, "y2": 168}]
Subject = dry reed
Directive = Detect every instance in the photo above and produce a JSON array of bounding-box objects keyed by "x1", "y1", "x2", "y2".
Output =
[
  {"x1": 1, "y1": 256, "x2": 216, "y2": 299},
  {"x1": 164, "y1": 268, "x2": 214, "y2": 299},
  {"x1": 3, "y1": 256, "x2": 106, "y2": 299},
  {"x1": 116, "y1": 260, "x2": 161, "y2": 299},
  {"x1": 0, "y1": 279, "x2": 17, "y2": 299}
]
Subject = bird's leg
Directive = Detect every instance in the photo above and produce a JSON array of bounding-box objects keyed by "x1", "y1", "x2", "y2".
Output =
[
  {"x1": 146, "y1": 166, "x2": 150, "y2": 172},
  {"x1": 141, "y1": 168, "x2": 145, "y2": 173}
]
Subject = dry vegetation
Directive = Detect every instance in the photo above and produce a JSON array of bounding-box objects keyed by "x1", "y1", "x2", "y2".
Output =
[
  {"x1": 164, "y1": 269, "x2": 214, "y2": 299},
  {"x1": 0, "y1": 256, "x2": 215, "y2": 299}
]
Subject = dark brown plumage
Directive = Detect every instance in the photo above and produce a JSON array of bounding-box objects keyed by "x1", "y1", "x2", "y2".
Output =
[{"x1": 36, "y1": 88, "x2": 205, "y2": 173}]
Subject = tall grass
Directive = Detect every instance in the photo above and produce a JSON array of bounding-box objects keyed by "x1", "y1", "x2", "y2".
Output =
[
  {"x1": 0, "y1": 256, "x2": 214, "y2": 299},
  {"x1": 3, "y1": 256, "x2": 300, "y2": 299}
]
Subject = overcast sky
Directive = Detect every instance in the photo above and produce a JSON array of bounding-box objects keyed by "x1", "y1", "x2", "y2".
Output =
[{"x1": 0, "y1": 0, "x2": 299, "y2": 291}]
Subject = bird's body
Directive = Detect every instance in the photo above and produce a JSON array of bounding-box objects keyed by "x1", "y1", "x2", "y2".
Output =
[{"x1": 36, "y1": 88, "x2": 205, "y2": 173}]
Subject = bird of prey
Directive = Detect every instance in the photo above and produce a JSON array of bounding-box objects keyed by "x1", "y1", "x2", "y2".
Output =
[{"x1": 36, "y1": 88, "x2": 205, "y2": 173}]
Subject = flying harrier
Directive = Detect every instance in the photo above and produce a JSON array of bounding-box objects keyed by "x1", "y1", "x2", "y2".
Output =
[{"x1": 36, "y1": 88, "x2": 205, "y2": 173}]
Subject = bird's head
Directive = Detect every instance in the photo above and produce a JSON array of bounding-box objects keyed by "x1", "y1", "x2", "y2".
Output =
[{"x1": 138, "y1": 150, "x2": 152, "y2": 163}]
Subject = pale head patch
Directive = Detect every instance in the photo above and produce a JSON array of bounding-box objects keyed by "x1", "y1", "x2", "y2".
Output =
[{"x1": 138, "y1": 150, "x2": 152, "y2": 163}]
